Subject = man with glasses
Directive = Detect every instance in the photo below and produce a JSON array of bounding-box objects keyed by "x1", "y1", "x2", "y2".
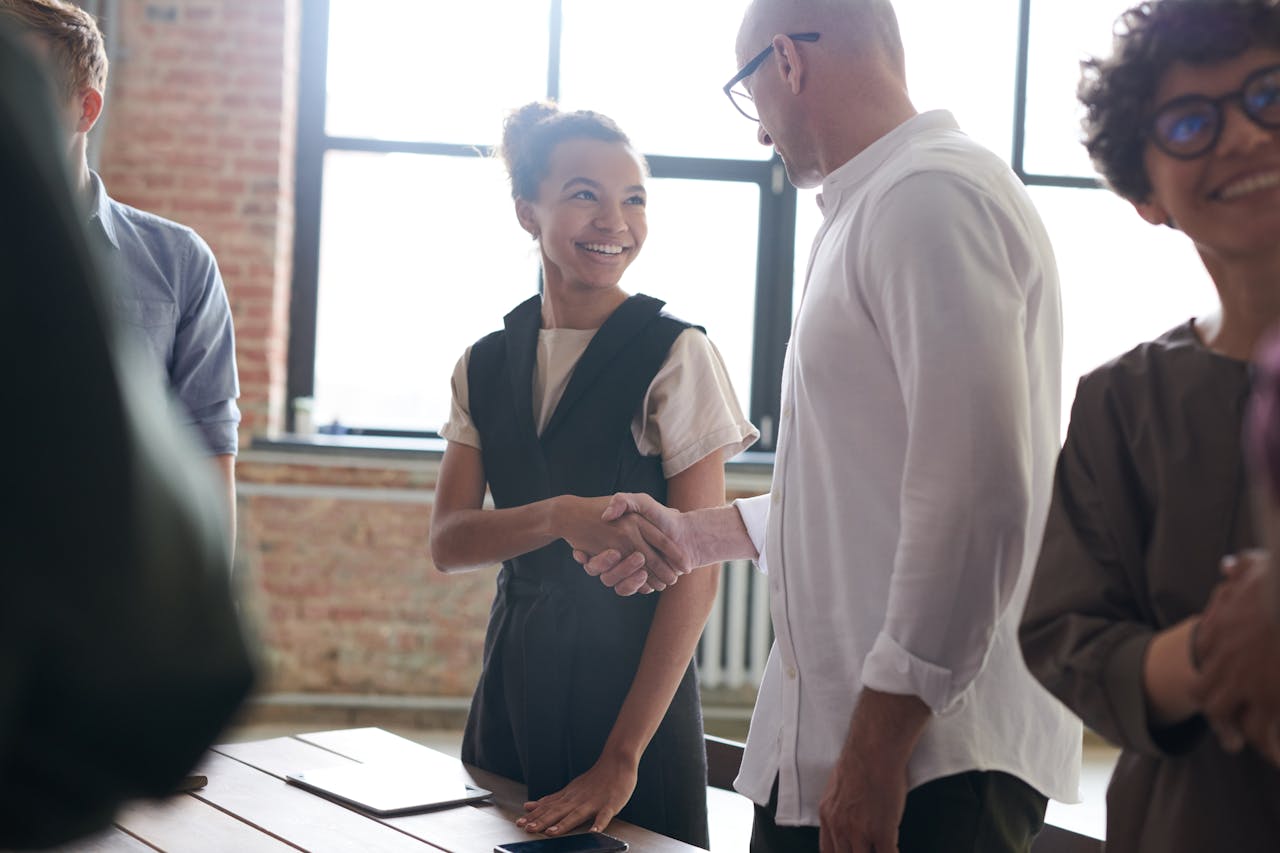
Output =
[{"x1": 577, "y1": 1, "x2": 1081, "y2": 850}]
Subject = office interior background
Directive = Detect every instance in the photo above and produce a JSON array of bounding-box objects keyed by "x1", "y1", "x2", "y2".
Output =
[{"x1": 81, "y1": 0, "x2": 1210, "y2": 747}]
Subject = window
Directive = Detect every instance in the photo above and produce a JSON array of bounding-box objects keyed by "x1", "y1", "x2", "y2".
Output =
[
  {"x1": 290, "y1": 0, "x2": 1219, "y2": 445},
  {"x1": 290, "y1": 0, "x2": 792, "y2": 445}
]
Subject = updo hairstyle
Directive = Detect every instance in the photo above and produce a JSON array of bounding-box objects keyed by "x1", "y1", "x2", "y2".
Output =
[{"x1": 498, "y1": 101, "x2": 643, "y2": 201}]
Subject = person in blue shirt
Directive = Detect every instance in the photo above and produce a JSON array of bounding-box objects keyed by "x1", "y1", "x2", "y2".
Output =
[
  {"x1": 0, "y1": 0, "x2": 242, "y2": 548},
  {"x1": 0, "y1": 20, "x2": 254, "y2": 846}
]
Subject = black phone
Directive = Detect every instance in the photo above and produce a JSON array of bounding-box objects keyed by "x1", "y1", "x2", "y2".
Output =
[{"x1": 493, "y1": 831, "x2": 629, "y2": 853}]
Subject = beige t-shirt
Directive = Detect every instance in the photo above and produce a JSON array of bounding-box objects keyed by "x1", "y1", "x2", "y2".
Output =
[{"x1": 440, "y1": 327, "x2": 758, "y2": 478}]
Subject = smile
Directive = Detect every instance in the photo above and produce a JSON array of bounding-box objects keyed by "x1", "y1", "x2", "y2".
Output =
[
  {"x1": 577, "y1": 242, "x2": 626, "y2": 255},
  {"x1": 1216, "y1": 170, "x2": 1280, "y2": 201}
]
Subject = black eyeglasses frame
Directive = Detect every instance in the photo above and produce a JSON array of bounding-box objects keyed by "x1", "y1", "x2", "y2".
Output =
[
  {"x1": 1147, "y1": 62, "x2": 1280, "y2": 160},
  {"x1": 723, "y1": 32, "x2": 821, "y2": 121}
]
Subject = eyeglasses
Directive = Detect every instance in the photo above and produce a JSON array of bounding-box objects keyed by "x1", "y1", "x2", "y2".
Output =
[
  {"x1": 723, "y1": 32, "x2": 820, "y2": 121},
  {"x1": 1148, "y1": 63, "x2": 1280, "y2": 159}
]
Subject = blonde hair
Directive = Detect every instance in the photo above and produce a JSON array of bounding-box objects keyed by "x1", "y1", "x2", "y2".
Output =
[{"x1": 0, "y1": 0, "x2": 108, "y2": 101}]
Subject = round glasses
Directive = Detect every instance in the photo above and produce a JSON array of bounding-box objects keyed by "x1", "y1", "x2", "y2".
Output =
[{"x1": 1148, "y1": 63, "x2": 1280, "y2": 159}]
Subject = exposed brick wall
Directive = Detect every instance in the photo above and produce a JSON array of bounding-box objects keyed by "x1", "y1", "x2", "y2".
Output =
[
  {"x1": 240, "y1": 488, "x2": 494, "y2": 697},
  {"x1": 235, "y1": 454, "x2": 769, "y2": 702},
  {"x1": 98, "y1": 0, "x2": 299, "y2": 439}
]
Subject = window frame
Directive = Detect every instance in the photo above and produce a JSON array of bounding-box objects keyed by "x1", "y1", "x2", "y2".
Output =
[
  {"x1": 287, "y1": 0, "x2": 796, "y2": 449},
  {"x1": 1010, "y1": 0, "x2": 1104, "y2": 190}
]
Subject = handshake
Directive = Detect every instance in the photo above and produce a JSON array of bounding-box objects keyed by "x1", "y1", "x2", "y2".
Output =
[
  {"x1": 562, "y1": 493, "x2": 705, "y2": 596},
  {"x1": 560, "y1": 493, "x2": 758, "y2": 596},
  {"x1": 1192, "y1": 550, "x2": 1280, "y2": 765}
]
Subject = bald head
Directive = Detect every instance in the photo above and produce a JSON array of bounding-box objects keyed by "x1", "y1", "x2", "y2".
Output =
[{"x1": 737, "y1": 0, "x2": 905, "y2": 78}]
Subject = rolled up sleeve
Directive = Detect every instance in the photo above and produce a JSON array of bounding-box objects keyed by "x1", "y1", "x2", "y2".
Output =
[
  {"x1": 733, "y1": 493, "x2": 771, "y2": 575},
  {"x1": 171, "y1": 232, "x2": 240, "y2": 455}
]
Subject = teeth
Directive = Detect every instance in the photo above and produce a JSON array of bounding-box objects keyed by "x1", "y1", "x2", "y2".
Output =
[
  {"x1": 579, "y1": 243, "x2": 624, "y2": 255},
  {"x1": 1220, "y1": 171, "x2": 1280, "y2": 200}
]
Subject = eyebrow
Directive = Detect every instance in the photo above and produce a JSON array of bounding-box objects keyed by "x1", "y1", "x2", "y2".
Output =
[{"x1": 561, "y1": 177, "x2": 646, "y2": 194}]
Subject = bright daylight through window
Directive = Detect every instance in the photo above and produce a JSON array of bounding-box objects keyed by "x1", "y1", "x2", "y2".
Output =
[{"x1": 293, "y1": 0, "x2": 1216, "y2": 442}]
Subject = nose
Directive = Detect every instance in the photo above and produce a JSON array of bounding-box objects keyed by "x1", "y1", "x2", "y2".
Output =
[
  {"x1": 594, "y1": 203, "x2": 627, "y2": 233},
  {"x1": 1217, "y1": 99, "x2": 1273, "y2": 157},
  {"x1": 758, "y1": 124, "x2": 773, "y2": 146}
]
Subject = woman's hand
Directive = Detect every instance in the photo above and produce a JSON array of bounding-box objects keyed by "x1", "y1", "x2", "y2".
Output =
[
  {"x1": 515, "y1": 752, "x2": 639, "y2": 836},
  {"x1": 554, "y1": 495, "x2": 688, "y2": 590}
]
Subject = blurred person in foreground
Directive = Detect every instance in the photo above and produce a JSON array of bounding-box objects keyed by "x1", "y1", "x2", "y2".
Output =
[
  {"x1": 0, "y1": 0, "x2": 241, "y2": 551},
  {"x1": 1189, "y1": 329, "x2": 1280, "y2": 767},
  {"x1": 1019, "y1": 1, "x2": 1280, "y2": 849},
  {"x1": 0, "y1": 22, "x2": 254, "y2": 849},
  {"x1": 573, "y1": 1, "x2": 1082, "y2": 850}
]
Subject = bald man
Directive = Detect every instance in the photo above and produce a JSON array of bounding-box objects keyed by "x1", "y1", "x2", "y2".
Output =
[{"x1": 577, "y1": 1, "x2": 1081, "y2": 850}]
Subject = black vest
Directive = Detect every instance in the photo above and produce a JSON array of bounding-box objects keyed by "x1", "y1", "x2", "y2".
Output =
[
  {"x1": 460, "y1": 294, "x2": 710, "y2": 847},
  {"x1": 467, "y1": 292, "x2": 692, "y2": 591}
]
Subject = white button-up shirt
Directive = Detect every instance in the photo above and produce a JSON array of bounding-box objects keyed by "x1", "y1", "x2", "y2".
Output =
[{"x1": 732, "y1": 111, "x2": 1081, "y2": 826}]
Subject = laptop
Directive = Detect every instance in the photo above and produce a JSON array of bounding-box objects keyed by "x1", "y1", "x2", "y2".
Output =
[{"x1": 286, "y1": 762, "x2": 492, "y2": 816}]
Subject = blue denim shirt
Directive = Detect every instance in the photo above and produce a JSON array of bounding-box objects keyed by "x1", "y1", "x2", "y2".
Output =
[{"x1": 88, "y1": 172, "x2": 240, "y2": 455}]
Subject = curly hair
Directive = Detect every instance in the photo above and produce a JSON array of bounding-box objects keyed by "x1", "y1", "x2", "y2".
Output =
[
  {"x1": 498, "y1": 101, "x2": 643, "y2": 201},
  {"x1": 1080, "y1": 0, "x2": 1280, "y2": 202}
]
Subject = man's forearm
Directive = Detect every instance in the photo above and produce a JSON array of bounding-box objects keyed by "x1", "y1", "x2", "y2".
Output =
[
  {"x1": 212, "y1": 454, "x2": 236, "y2": 557},
  {"x1": 845, "y1": 688, "x2": 931, "y2": 767},
  {"x1": 688, "y1": 504, "x2": 758, "y2": 566}
]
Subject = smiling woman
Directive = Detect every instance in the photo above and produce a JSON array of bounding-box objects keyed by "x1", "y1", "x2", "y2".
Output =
[
  {"x1": 426, "y1": 102, "x2": 757, "y2": 845},
  {"x1": 1019, "y1": 2, "x2": 1280, "y2": 851}
]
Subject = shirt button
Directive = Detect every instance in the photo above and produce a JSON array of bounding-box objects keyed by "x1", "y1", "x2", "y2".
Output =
[
  {"x1": 786, "y1": 666, "x2": 797, "y2": 680},
  {"x1": 771, "y1": 490, "x2": 782, "y2": 505},
  {"x1": 782, "y1": 404, "x2": 792, "y2": 419}
]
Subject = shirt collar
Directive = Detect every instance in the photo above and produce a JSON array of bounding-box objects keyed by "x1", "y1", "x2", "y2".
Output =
[
  {"x1": 87, "y1": 170, "x2": 120, "y2": 250},
  {"x1": 817, "y1": 110, "x2": 962, "y2": 215}
]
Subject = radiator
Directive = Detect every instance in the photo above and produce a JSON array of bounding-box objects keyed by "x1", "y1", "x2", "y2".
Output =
[{"x1": 697, "y1": 559, "x2": 773, "y2": 689}]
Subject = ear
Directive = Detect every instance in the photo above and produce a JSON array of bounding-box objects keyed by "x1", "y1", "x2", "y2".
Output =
[
  {"x1": 75, "y1": 87, "x2": 104, "y2": 134},
  {"x1": 771, "y1": 33, "x2": 807, "y2": 95},
  {"x1": 1132, "y1": 196, "x2": 1170, "y2": 228},
  {"x1": 515, "y1": 198, "x2": 540, "y2": 240}
]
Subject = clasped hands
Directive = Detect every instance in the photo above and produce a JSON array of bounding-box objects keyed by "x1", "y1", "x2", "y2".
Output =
[
  {"x1": 560, "y1": 493, "x2": 695, "y2": 595},
  {"x1": 1192, "y1": 549, "x2": 1280, "y2": 766}
]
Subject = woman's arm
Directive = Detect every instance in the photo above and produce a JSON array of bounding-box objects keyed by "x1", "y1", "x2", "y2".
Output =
[
  {"x1": 1143, "y1": 617, "x2": 1201, "y2": 726},
  {"x1": 518, "y1": 450, "x2": 725, "y2": 836},
  {"x1": 430, "y1": 441, "x2": 689, "y2": 579}
]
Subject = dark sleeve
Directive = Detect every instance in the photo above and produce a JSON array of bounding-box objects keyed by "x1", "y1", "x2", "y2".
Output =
[
  {"x1": 1020, "y1": 373, "x2": 1204, "y2": 757},
  {"x1": 0, "y1": 28, "x2": 254, "y2": 848}
]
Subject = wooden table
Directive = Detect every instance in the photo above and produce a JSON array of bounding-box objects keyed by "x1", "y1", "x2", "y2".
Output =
[{"x1": 73, "y1": 727, "x2": 702, "y2": 852}]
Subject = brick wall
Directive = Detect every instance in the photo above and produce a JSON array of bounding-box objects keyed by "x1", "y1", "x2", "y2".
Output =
[
  {"x1": 99, "y1": 0, "x2": 299, "y2": 438},
  {"x1": 236, "y1": 454, "x2": 496, "y2": 698},
  {"x1": 95, "y1": 0, "x2": 770, "y2": 712}
]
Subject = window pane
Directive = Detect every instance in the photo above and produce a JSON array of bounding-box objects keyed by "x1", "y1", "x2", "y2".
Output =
[
  {"x1": 897, "y1": 0, "x2": 1022, "y2": 160},
  {"x1": 794, "y1": 187, "x2": 822, "y2": 313},
  {"x1": 1028, "y1": 186, "x2": 1217, "y2": 426},
  {"x1": 1023, "y1": 0, "x2": 1135, "y2": 177},
  {"x1": 313, "y1": 152, "x2": 539, "y2": 431},
  {"x1": 325, "y1": 0, "x2": 550, "y2": 144},
  {"x1": 623, "y1": 178, "x2": 760, "y2": 416},
  {"x1": 558, "y1": 0, "x2": 768, "y2": 161}
]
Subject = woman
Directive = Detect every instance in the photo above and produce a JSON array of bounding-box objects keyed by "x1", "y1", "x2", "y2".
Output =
[
  {"x1": 1019, "y1": 1, "x2": 1280, "y2": 850},
  {"x1": 430, "y1": 102, "x2": 757, "y2": 848}
]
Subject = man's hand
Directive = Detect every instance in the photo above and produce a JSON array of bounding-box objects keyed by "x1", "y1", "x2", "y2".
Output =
[
  {"x1": 555, "y1": 496, "x2": 689, "y2": 592},
  {"x1": 819, "y1": 689, "x2": 930, "y2": 853},
  {"x1": 572, "y1": 493, "x2": 700, "y2": 596},
  {"x1": 1193, "y1": 550, "x2": 1280, "y2": 765}
]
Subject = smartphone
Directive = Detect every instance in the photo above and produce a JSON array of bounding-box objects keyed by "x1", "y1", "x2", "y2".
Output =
[{"x1": 493, "y1": 831, "x2": 628, "y2": 853}]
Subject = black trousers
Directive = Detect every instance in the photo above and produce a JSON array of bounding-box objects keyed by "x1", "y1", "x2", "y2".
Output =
[{"x1": 750, "y1": 770, "x2": 1048, "y2": 853}]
